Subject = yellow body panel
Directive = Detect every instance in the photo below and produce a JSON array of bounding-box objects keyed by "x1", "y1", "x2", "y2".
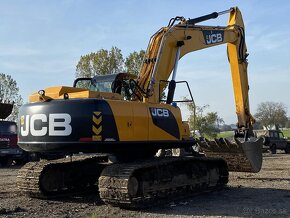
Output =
[
  {"x1": 29, "y1": 86, "x2": 122, "y2": 103},
  {"x1": 132, "y1": 103, "x2": 149, "y2": 140},
  {"x1": 106, "y1": 101, "x2": 134, "y2": 141},
  {"x1": 107, "y1": 100, "x2": 184, "y2": 141},
  {"x1": 181, "y1": 121, "x2": 190, "y2": 140}
]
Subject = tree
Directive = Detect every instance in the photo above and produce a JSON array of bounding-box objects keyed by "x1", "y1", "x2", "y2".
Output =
[
  {"x1": 255, "y1": 101, "x2": 288, "y2": 129},
  {"x1": 285, "y1": 120, "x2": 290, "y2": 129},
  {"x1": 220, "y1": 124, "x2": 232, "y2": 132},
  {"x1": 76, "y1": 46, "x2": 124, "y2": 78},
  {"x1": 187, "y1": 104, "x2": 224, "y2": 138},
  {"x1": 0, "y1": 73, "x2": 23, "y2": 121},
  {"x1": 76, "y1": 47, "x2": 145, "y2": 78},
  {"x1": 125, "y1": 50, "x2": 145, "y2": 75}
]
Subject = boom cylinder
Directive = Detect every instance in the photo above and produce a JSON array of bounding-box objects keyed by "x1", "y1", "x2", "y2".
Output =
[
  {"x1": 187, "y1": 8, "x2": 233, "y2": 25},
  {"x1": 166, "y1": 41, "x2": 184, "y2": 104}
]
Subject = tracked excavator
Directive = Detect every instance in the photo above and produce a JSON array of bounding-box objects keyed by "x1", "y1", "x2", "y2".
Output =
[{"x1": 17, "y1": 7, "x2": 263, "y2": 208}]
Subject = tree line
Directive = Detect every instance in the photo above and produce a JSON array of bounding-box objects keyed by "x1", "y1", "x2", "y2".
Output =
[
  {"x1": 186, "y1": 101, "x2": 289, "y2": 139},
  {"x1": 1, "y1": 46, "x2": 289, "y2": 138},
  {"x1": 75, "y1": 47, "x2": 145, "y2": 78}
]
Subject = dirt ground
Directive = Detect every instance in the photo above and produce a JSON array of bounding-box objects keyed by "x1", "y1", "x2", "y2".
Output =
[{"x1": 0, "y1": 153, "x2": 289, "y2": 218}]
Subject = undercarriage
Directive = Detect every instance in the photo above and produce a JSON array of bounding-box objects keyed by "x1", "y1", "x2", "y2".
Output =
[{"x1": 17, "y1": 154, "x2": 228, "y2": 208}]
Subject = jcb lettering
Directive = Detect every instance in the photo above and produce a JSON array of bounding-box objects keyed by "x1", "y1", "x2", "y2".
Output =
[
  {"x1": 20, "y1": 115, "x2": 30, "y2": 136},
  {"x1": 30, "y1": 114, "x2": 47, "y2": 136},
  {"x1": 151, "y1": 108, "x2": 169, "y2": 117},
  {"x1": 206, "y1": 33, "x2": 223, "y2": 44},
  {"x1": 20, "y1": 113, "x2": 72, "y2": 136}
]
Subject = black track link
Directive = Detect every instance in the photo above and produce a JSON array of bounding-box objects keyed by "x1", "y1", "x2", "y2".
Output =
[
  {"x1": 17, "y1": 155, "x2": 108, "y2": 198},
  {"x1": 98, "y1": 156, "x2": 228, "y2": 209}
]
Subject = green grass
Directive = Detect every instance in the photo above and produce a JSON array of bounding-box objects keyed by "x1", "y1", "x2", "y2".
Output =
[
  {"x1": 282, "y1": 129, "x2": 290, "y2": 138},
  {"x1": 217, "y1": 131, "x2": 234, "y2": 139},
  {"x1": 216, "y1": 129, "x2": 290, "y2": 139}
]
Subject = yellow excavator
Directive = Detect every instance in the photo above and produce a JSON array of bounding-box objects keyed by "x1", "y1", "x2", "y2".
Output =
[{"x1": 17, "y1": 7, "x2": 263, "y2": 208}]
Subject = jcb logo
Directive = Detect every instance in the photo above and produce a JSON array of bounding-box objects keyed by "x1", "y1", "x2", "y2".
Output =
[
  {"x1": 203, "y1": 30, "x2": 224, "y2": 45},
  {"x1": 20, "y1": 113, "x2": 72, "y2": 137},
  {"x1": 150, "y1": 108, "x2": 169, "y2": 118}
]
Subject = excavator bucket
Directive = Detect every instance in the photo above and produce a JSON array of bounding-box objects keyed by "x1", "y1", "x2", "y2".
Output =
[
  {"x1": 197, "y1": 137, "x2": 263, "y2": 173},
  {"x1": 0, "y1": 102, "x2": 13, "y2": 119}
]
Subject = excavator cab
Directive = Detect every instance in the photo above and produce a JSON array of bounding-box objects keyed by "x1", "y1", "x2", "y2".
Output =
[{"x1": 73, "y1": 73, "x2": 137, "y2": 99}]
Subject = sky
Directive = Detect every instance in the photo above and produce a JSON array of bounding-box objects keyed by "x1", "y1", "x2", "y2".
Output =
[{"x1": 0, "y1": 0, "x2": 289, "y2": 124}]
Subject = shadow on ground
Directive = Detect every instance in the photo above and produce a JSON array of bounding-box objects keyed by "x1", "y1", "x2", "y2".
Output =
[
  {"x1": 137, "y1": 187, "x2": 290, "y2": 217},
  {"x1": 44, "y1": 190, "x2": 104, "y2": 206}
]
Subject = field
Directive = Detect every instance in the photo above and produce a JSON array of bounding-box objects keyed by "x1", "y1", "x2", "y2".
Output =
[
  {"x1": 217, "y1": 131, "x2": 234, "y2": 139},
  {"x1": 282, "y1": 129, "x2": 290, "y2": 138},
  {"x1": 0, "y1": 153, "x2": 289, "y2": 218},
  {"x1": 217, "y1": 129, "x2": 290, "y2": 139}
]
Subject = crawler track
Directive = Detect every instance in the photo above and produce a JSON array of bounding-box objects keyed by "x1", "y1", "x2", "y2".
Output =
[
  {"x1": 99, "y1": 156, "x2": 228, "y2": 209},
  {"x1": 17, "y1": 155, "x2": 108, "y2": 198},
  {"x1": 18, "y1": 155, "x2": 228, "y2": 208}
]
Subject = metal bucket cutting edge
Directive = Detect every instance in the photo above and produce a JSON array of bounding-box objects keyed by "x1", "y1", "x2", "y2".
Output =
[{"x1": 197, "y1": 137, "x2": 263, "y2": 173}]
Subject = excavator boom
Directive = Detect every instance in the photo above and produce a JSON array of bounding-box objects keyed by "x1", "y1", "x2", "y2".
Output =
[{"x1": 135, "y1": 7, "x2": 263, "y2": 172}]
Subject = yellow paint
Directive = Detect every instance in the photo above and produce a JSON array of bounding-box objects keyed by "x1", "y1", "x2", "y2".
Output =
[
  {"x1": 92, "y1": 111, "x2": 102, "y2": 141},
  {"x1": 94, "y1": 112, "x2": 101, "y2": 116},
  {"x1": 132, "y1": 103, "x2": 149, "y2": 140},
  {"x1": 29, "y1": 86, "x2": 122, "y2": 103},
  {"x1": 106, "y1": 100, "x2": 134, "y2": 141},
  {"x1": 181, "y1": 121, "x2": 190, "y2": 140},
  {"x1": 93, "y1": 125, "x2": 102, "y2": 135},
  {"x1": 20, "y1": 116, "x2": 24, "y2": 126},
  {"x1": 93, "y1": 115, "x2": 102, "y2": 126},
  {"x1": 107, "y1": 100, "x2": 183, "y2": 141},
  {"x1": 92, "y1": 135, "x2": 102, "y2": 141}
]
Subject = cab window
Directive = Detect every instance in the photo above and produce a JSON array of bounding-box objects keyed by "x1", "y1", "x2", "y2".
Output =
[
  {"x1": 273, "y1": 132, "x2": 278, "y2": 138},
  {"x1": 90, "y1": 81, "x2": 113, "y2": 92},
  {"x1": 279, "y1": 132, "x2": 284, "y2": 138},
  {"x1": 0, "y1": 122, "x2": 17, "y2": 134}
]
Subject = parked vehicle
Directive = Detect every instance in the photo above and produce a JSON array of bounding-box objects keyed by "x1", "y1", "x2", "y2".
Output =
[
  {"x1": 0, "y1": 120, "x2": 29, "y2": 166},
  {"x1": 0, "y1": 102, "x2": 29, "y2": 166},
  {"x1": 255, "y1": 129, "x2": 290, "y2": 154}
]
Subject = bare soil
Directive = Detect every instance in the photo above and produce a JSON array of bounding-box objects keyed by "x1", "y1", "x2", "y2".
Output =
[{"x1": 0, "y1": 153, "x2": 289, "y2": 218}]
